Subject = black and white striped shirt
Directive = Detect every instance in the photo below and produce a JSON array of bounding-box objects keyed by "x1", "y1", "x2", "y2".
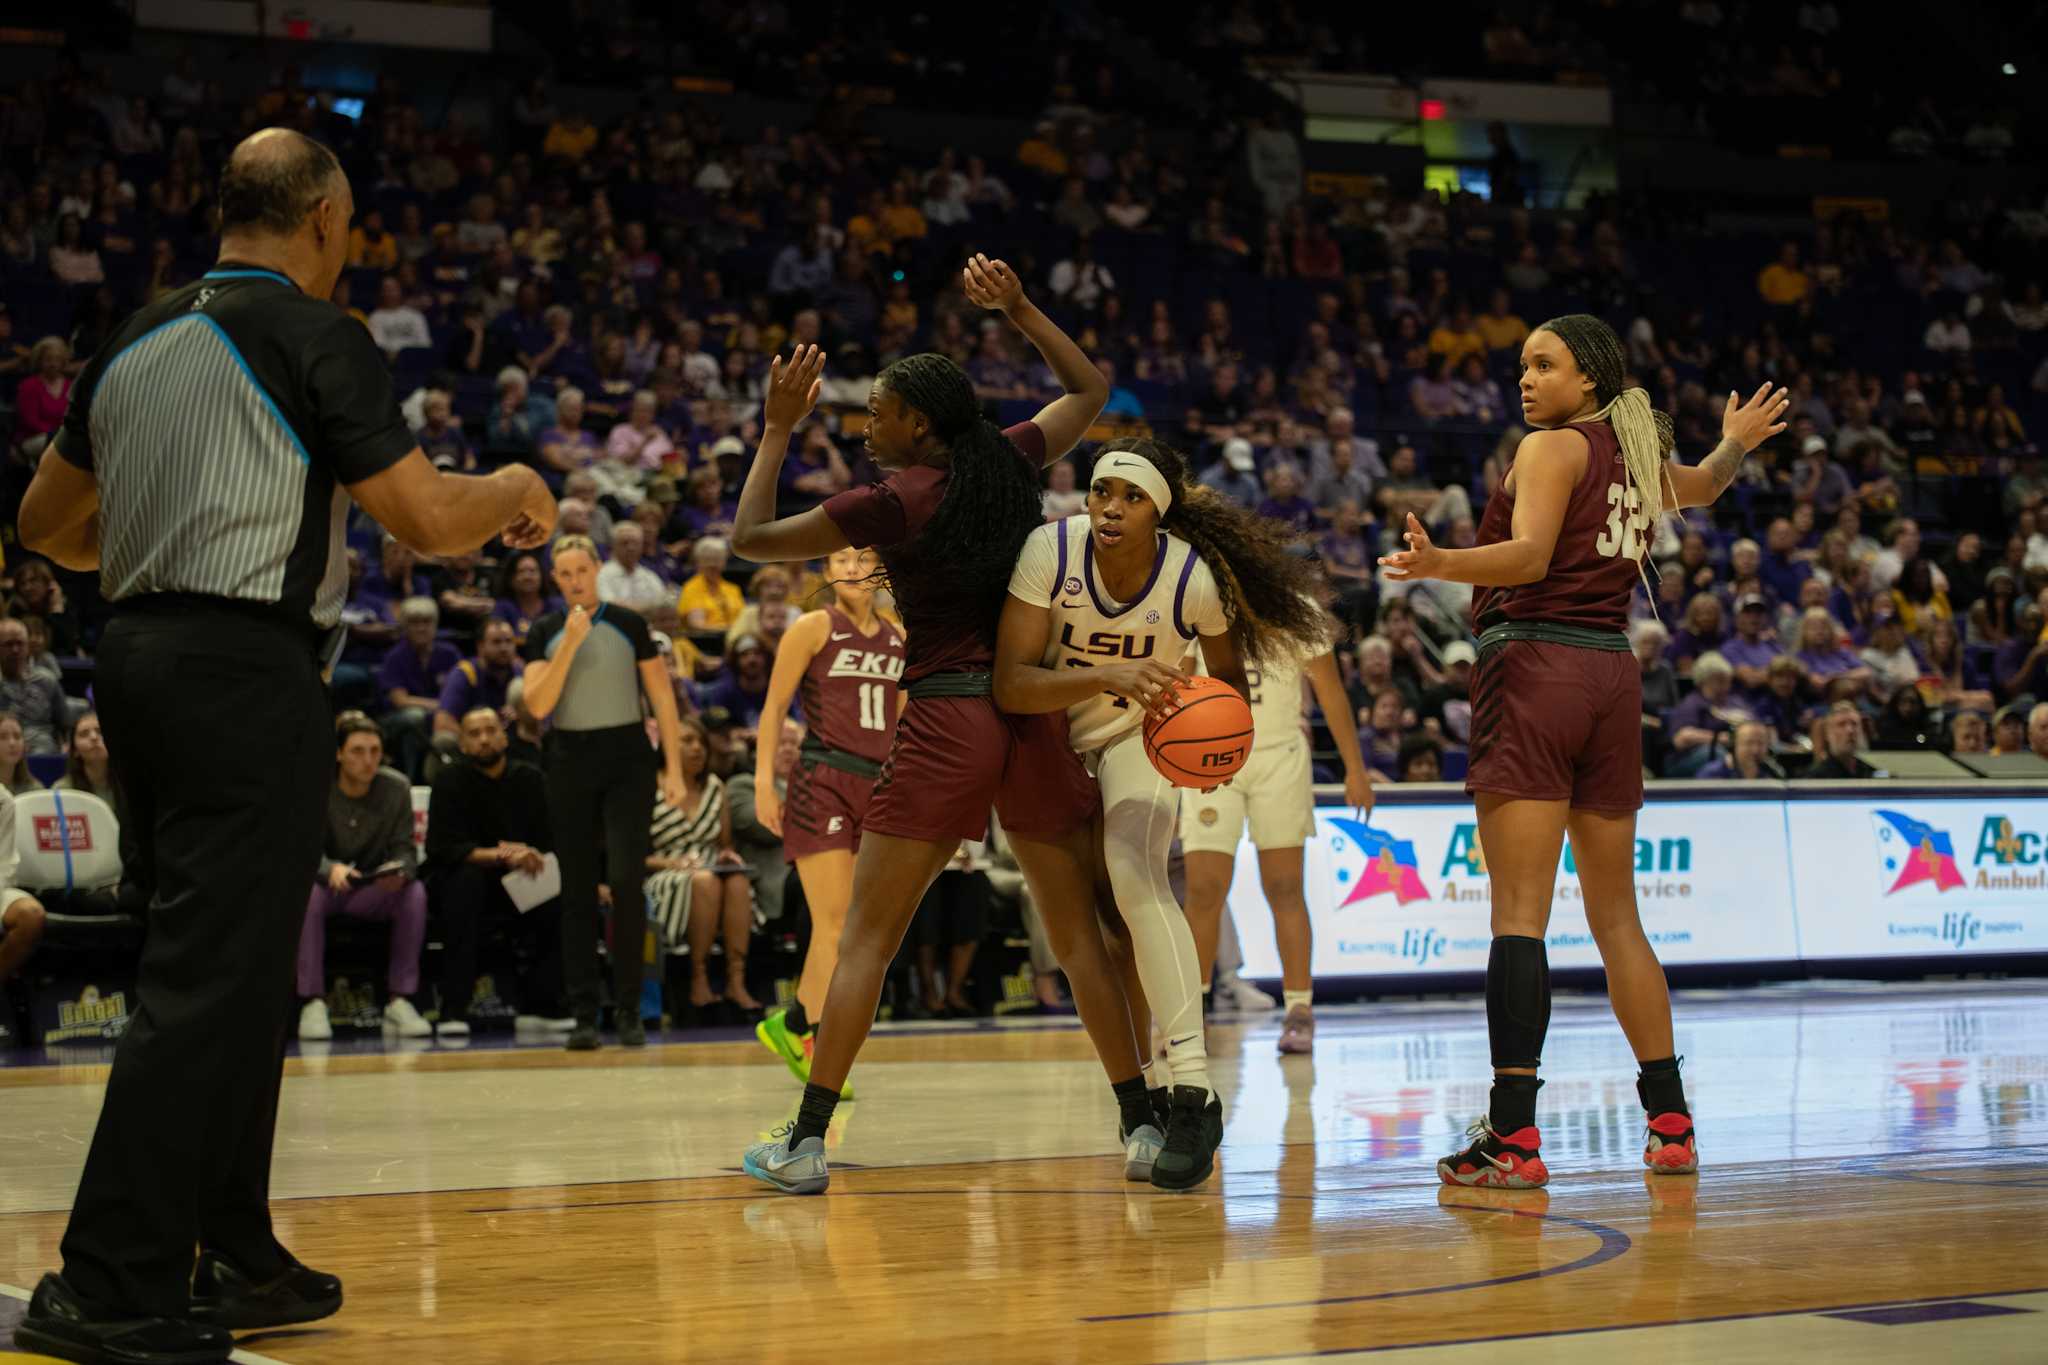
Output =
[
  {"x1": 56, "y1": 266, "x2": 416, "y2": 629},
  {"x1": 650, "y1": 775, "x2": 725, "y2": 859}
]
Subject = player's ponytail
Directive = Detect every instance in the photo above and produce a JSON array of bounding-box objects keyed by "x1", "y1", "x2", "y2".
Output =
[
  {"x1": 873, "y1": 353, "x2": 1043, "y2": 646},
  {"x1": 1099, "y1": 437, "x2": 1326, "y2": 664},
  {"x1": 1537, "y1": 314, "x2": 1677, "y2": 584}
]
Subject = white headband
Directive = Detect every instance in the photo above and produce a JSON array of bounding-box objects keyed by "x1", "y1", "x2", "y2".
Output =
[{"x1": 1094, "y1": 450, "x2": 1173, "y2": 513}]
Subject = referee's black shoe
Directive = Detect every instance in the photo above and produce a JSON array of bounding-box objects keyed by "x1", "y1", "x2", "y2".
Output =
[
  {"x1": 13, "y1": 1272, "x2": 230, "y2": 1364},
  {"x1": 189, "y1": 1249, "x2": 342, "y2": 1330}
]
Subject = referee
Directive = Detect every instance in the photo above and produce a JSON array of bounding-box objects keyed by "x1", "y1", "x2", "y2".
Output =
[{"x1": 13, "y1": 129, "x2": 555, "y2": 1365}]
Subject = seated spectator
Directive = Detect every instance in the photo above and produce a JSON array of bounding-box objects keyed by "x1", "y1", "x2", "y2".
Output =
[
  {"x1": 48, "y1": 214, "x2": 103, "y2": 285},
  {"x1": 366, "y1": 276, "x2": 432, "y2": 358},
  {"x1": 780, "y1": 426, "x2": 854, "y2": 510},
  {"x1": 604, "y1": 389, "x2": 676, "y2": 481},
  {"x1": 13, "y1": 337, "x2": 73, "y2": 461},
  {"x1": 0, "y1": 785, "x2": 47, "y2": 987},
  {"x1": 493, "y1": 550, "x2": 562, "y2": 646},
  {"x1": 1043, "y1": 458, "x2": 1087, "y2": 520},
  {"x1": 1794, "y1": 606, "x2": 1873, "y2": 700},
  {"x1": 0, "y1": 713, "x2": 42, "y2": 796},
  {"x1": 644, "y1": 715, "x2": 760, "y2": 1012},
  {"x1": 678, "y1": 537, "x2": 745, "y2": 632},
  {"x1": 1948, "y1": 709, "x2": 1989, "y2": 755},
  {"x1": 1753, "y1": 654, "x2": 1814, "y2": 746},
  {"x1": 348, "y1": 206, "x2": 399, "y2": 270},
  {"x1": 1994, "y1": 601, "x2": 2048, "y2": 702},
  {"x1": 1318, "y1": 499, "x2": 1377, "y2": 626},
  {"x1": 1408, "y1": 355, "x2": 1462, "y2": 423},
  {"x1": 1452, "y1": 356, "x2": 1509, "y2": 427},
  {"x1": 598, "y1": 522, "x2": 673, "y2": 613},
  {"x1": 538, "y1": 386, "x2": 600, "y2": 481},
  {"x1": 0, "y1": 620, "x2": 67, "y2": 755},
  {"x1": 1890, "y1": 557, "x2": 1952, "y2": 641},
  {"x1": 702, "y1": 633, "x2": 773, "y2": 731},
  {"x1": 913, "y1": 841, "x2": 995, "y2": 1017},
  {"x1": 1791, "y1": 435, "x2": 1854, "y2": 517},
  {"x1": 2031, "y1": 703, "x2": 2048, "y2": 761},
  {"x1": 1806, "y1": 701, "x2": 1869, "y2": 779},
  {"x1": 1198, "y1": 438, "x2": 1263, "y2": 507},
  {"x1": 297, "y1": 716, "x2": 431, "y2": 1041},
  {"x1": 1991, "y1": 703, "x2": 2029, "y2": 756},
  {"x1": 1307, "y1": 411, "x2": 1384, "y2": 511},
  {"x1": 7, "y1": 556, "x2": 84, "y2": 655},
  {"x1": 1871, "y1": 518, "x2": 1941, "y2": 595},
  {"x1": 1874, "y1": 685, "x2": 1940, "y2": 750},
  {"x1": 415, "y1": 391, "x2": 475, "y2": 472},
  {"x1": 1358, "y1": 688, "x2": 1407, "y2": 780},
  {"x1": 1662, "y1": 651, "x2": 1752, "y2": 776},
  {"x1": 53, "y1": 711, "x2": 113, "y2": 801},
  {"x1": 1477, "y1": 290, "x2": 1529, "y2": 353},
  {"x1": 674, "y1": 464, "x2": 738, "y2": 541},
  {"x1": 1632, "y1": 620, "x2": 1680, "y2": 767},
  {"x1": 1759, "y1": 517, "x2": 1813, "y2": 606},
  {"x1": 1373, "y1": 444, "x2": 1472, "y2": 530},
  {"x1": 432, "y1": 552, "x2": 496, "y2": 640},
  {"x1": 1859, "y1": 610, "x2": 1924, "y2": 703},
  {"x1": 1700, "y1": 721, "x2": 1784, "y2": 780},
  {"x1": 560, "y1": 470, "x2": 615, "y2": 547},
  {"x1": 378, "y1": 597, "x2": 463, "y2": 779},
  {"x1": 486, "y1": 366, "x2": 556, "y2": 458},
  {"x1": 424, "y1": 706, "x2": 565, "y2": 1034},
  {"x1": 631, "y1": 499, "x2": 688, "y2": 582},
  {"x1": 1721, "y1": 594, "x2": 1783, "y2": 695},
  {"x1": 1757, "y1": 241, "x2": 1810, "y2": 306},
  {"x1": 1396, "y1": 734, "x2": 1443, "y2": 782},
  {"x1": 1922, "y1": 618, "x2": 1994, "y2": 713},
  {"x1": 1256, "y1": 463, "x2": 1316, "y2": 538},
  {"x1": 435, "y1": 619, "x2": 522, "y2": 739},
  {"x1": 1666, "y1": 594, "x2": 1728, "y2": 677}
]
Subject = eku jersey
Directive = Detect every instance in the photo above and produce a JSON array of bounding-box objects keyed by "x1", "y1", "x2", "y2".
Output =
[
  {"x1": 1008, "y1": 515, "x2": 1227, "y2": 753},
  {"x1": 798, "y1": 606, "x2": 906, "y2": 763}
]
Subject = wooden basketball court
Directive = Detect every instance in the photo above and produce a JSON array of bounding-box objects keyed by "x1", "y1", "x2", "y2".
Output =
[{"x1": 3, "y1": 980, "x2": 2044, "y2": 1362}]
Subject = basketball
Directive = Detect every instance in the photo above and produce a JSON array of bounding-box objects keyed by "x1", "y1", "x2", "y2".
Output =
[{"x1": 1143, "y1": 676, "x2": 1254, "y2": 788}]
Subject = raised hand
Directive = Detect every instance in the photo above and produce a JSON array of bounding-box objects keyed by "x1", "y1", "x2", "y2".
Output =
[
  {"x1": 1377, "y1": 514, "x2": 1442, "y2": 582},
  {"x1": 763, "y1": 344, "x2": 826, "y2": 430},
  {"x1": 1723, "y1": 382, "x2": 1792, "y2": 454},
  {"x1": 962, "y1": 253, "x2": 1025, "y2": 313}
]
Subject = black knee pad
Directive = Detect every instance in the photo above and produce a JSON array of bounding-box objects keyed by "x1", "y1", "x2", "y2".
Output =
[{"x1": 1487, "y1": 934, "x2": 1551, "y2": 1070}]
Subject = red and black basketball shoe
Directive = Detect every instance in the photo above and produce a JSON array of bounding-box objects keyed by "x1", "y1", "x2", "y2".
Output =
[
  {"x1": 1437, "y1": 1116, "x2": 1548, "y2": 1189},
  {"x1": 1643, "y1": 1111, "x2": 1698, "y2": 1174}
]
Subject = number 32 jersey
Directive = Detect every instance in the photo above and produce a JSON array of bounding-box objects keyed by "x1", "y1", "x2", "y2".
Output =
[
  {"x1": 1009, "y1": 515, "x2": 1227, "y2": 754},
  {"x1": 1471, "y1": 418, "x2": 1641, "y2": 635}
]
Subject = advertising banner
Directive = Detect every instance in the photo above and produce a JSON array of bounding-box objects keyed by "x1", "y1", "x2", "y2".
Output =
[
  {"x1": 1229, "y1": 800, "x2": 1798, "y2": 979},
  {"x1": 1786, "y1": 797, "x2": 2048, "y2": 959}
]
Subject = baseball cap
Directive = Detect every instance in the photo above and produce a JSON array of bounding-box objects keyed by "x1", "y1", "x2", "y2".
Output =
[
  {"x1": 1902, "y1": 389, "x2": 1927, "y2": 406},
  {"x1": 1222, "y1": 438, "x2": 1255, "y2": 473},
  {"x1": 1994, "y1": 701, "x2": 2029, "y2": 728},
  {"x1": 1801, "y1": 434, "x2": 1828, "y2": 455},
  {"x1": 730, "y1": 633, "x2": 766, "y2": 656},
  {"x1": 711, "y1": 435, "x2": 747, "y2": 459},
  {"x1": 699, "y1": 705, "x2": 738, "y2": 731},
  {"x1": 1442, "y1": 641, "x2": 1477, "y2": 667},
  {"x1": 1736, "y1": 593, "x2": 1768, "y2": 612}
]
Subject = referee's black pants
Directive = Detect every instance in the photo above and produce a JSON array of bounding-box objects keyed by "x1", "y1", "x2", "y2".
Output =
[
  {"x1": 59, "y1": 604, "x2": 331, "y2": 1316},
  {"x1": 545, "y1": 724, "x2": 655, "y2": 1026}
]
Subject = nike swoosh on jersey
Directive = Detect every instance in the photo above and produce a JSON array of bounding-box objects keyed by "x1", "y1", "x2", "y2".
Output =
[{"x1": 830, "y1": 632, "x2": 852, "y2": 640}]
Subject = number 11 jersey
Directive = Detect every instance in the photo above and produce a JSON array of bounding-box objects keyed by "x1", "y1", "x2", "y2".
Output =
[
  {"x1": 1471, "y1": 418, "x2": 1641, "y2": 635},
  {"x1": 798, "y1": 606, "x2": 906, "y2": 762}
]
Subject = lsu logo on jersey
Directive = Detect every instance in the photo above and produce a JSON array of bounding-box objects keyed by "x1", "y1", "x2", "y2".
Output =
[
  {"x1": 1056, "y1": 624, "x2": 1155, "y2": 661},
  {"x1": 825, "y1": 648, "x2": 906, "y2": 682}
]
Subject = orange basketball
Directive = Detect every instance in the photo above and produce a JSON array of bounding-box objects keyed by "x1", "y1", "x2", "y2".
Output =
[{"x1": 1143, "y1": 675, "x2": 1254, "y2": 788}]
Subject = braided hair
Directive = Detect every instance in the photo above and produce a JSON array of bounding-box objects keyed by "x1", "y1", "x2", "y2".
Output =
[
  {"x1": 1535, "y1": 313, "x2": 1677, "y2": 530},
  {"x1": 870, "y1": 353, "x2": 1044, "y2": 646},
  {"x1": 1099, "y1": 438, "x2": 1327, "y2": 664}
]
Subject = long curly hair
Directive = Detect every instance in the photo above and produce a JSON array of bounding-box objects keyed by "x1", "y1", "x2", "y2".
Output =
[
  {"x1": 869, "y1": 353, "x2": 1044, "y2": 648},
  {"x1": 1097, "y1": 437, "x2": 1327, "y2": 663}
]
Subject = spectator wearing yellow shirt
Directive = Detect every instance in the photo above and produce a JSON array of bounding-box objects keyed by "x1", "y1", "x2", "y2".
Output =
[
  {"x1": 543, "y1": 110, "x2": 599, "y2": 163},
  {"x1": 1757, "y1": 241, "x2": 1810, "y2": 306},
  {"x1": 846, "y1": 190, "x2": 891, "y2": 256},
  {"x1": 1427, "y1": 304, "x2": 1487, "y2": 369},
  {"x1": 1017, "y1": 120, "x2": 1068, "y2": 178},
  {"x1": 879, "y1": 182, "x2": 928, "y2": 244},
  {"x1": 348, "y1": 207, "x2": 399, "y2": 271},
  {"x1": 1476, "y1": 288, "x2": 1529, "y2": 352},
  {"x1": 678, "y1": 537, "x2": 745, "y2": 631}
]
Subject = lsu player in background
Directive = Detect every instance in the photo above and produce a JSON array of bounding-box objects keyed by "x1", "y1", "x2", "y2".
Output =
[
  {"x1": 995, "y1": 438, "x2": 1327, "y2": 1189},
  {"x1": 1179, "y1": 597, "x2": 1375, "y2": 1054}
]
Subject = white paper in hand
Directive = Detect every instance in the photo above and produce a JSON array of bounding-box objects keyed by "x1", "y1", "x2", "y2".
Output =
[{"x1": 502, "y1": 852, "x2": 562, "y2": 914}]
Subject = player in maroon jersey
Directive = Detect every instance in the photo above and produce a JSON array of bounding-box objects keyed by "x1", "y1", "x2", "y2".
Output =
[
  {"x1": 750, "y1": 543, "x2": 905, "y2": 1089},
  {"x1": 731, "y1": 257, "x2": 1180, "y2": 1194},
  {"x1": 1380, "y1": 314, "x2": 1787, "y2": 1188}
]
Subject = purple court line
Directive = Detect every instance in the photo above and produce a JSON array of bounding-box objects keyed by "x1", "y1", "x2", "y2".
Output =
[
  {"x1": 1135, "y1": 1286, "x2": 2048, "y2": 1364},
  {"x1": 1837, "y1": 1146, "x2": 2048, "y2": 1188},
  {"x1": 1082, "y1": 1206, "x2": 1631, "y2": 1323},
  {"x1": 463, "y1": 1183, "x2": 1411, "y2": 1216}
]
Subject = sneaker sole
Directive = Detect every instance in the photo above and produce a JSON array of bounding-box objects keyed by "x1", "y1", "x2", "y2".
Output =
[
  {"x1": 1647, "y1": 1148, "x2": 1699, "y2": 1175},
  {"x1": 12, "y1": 1323, "x2": 232, "y2": 1365},
  {"x1": 1124, "y1": 1152, "x2": 1155, "y2": 1182},
  {"x1": 1277, "y1": 1035, "x2": 1313, "y2": 1054},
  {"x1": 741, "y1": 1151, "x2": 828, "y2": 1195},
  {"x1": 190, "y1": 1290, "x2": 344, "y2": 1330},
  {"x1": 1437, "y1": 1161, "x2": 1549, "y2": 1190},
  {"x1": 1149, "y1": 1155, "x2": 1216, "y2": 1191}
]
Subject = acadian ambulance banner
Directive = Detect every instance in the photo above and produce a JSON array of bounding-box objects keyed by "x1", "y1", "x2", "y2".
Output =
[
  {"x1": 1228, "y1": 800, "x2": 1797, "y2": 978},
  {"x1": 1786, "y1": 798, "x2": 2048, "y2": 959}
]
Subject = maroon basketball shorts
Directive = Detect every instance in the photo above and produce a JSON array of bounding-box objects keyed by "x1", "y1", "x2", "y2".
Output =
[
  {"x1": 864, "y1": 696, "x2": 1099, "y2": 845},
  {"x1": 1465, "y1": 640, "x2": 1644, "y2": 814},
  {"x1": 782, "y1": 760, "x2": 876, "y2": 862}
]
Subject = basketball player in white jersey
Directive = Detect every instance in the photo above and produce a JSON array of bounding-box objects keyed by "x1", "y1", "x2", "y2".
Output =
[
  {"x1": 995, "y1": 439, "x2": 1329, "y2": 1190},
  {"x1": 1180, "y1": 606, "x2": 1375, "y2": 1054}
]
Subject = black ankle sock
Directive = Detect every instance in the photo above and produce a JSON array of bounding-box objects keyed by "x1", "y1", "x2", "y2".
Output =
[
  {"x1": 1637, "y1": 1056, "x2": 1688, "y2": 1116},
  {"x1": 1112, "y1": 1075, "x2": 1153, "y2": 1134},
  {"x1": 784, "y1": 1001, "x2": 811, "y2": 1036},
  {"x1": 790, "y1": 1082, "x2": 839, "y2": 1147},
  {"x1": 1489, "y1": 1074, "x2": 1543, "y2": 1135}
]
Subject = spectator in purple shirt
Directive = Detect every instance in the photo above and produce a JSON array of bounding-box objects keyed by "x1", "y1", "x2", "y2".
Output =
[
  {"x1": 1666, "y1": 593, "x2": 1728, "y2": 677},
  {"x1": 1826, "y1": 558, "x2": 1878, "y2": 643},
  {"x1": 538, "y1": 386, "x2": 601, "y2": 488},
  {"x1": 493, "y1": 550, "x2": 563, "y2": 647},
  {"x1": 1720, "y1": 594, "x2": 1784, "y2": 696},
  {"x1": 1992, "y1": 602, "x2": 2048, "y2": 703},
  {"x1": 361, "y1": 536, "x2": 432, "y2": 619},
  {"x1": 676, "y1": 465, "x2": 738, "y2": 540},
  {"x1": 1661, "y1": 651, "x2": 1753, "y2": 776},
  {"x1": 416, "y1": 391, "x2": 475, "y2": 472},
  {"x1": 1256, "y1": 463, "x2": 1317, "y2": 539},
  {"x1": 378, "y1": 597, "x2": 464, "y2": 780},
  {"x1": 434, "y1": 619, "x2": 523, "y2": 741},
  {"x1": 1318, "y1": 497, "x2": 1376, "y2": 627},
  {"x1": 1794, "y1": 606, "x2": 1875, "y2": 702},
  {"x1": 1752, "y1": 654, "x2": 1814, "y2": 745},
  {"x1": 779, "y1": 426, "x2": 853, "y2": 511},
  {"x1": 1699, "y1": 720, "x2": 1785, "y2": 780},
  {"x1": 700, "y1": 633, "x2": 774, "y2": 732},
  {"x1": 1758, "y1": 517, "x2": 1812, "y2": 607}
]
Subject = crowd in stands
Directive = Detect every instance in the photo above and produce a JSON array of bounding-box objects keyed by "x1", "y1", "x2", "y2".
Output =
[{"x1": 0, "y1": 4, "x2": 2045, "y2": 1033}]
